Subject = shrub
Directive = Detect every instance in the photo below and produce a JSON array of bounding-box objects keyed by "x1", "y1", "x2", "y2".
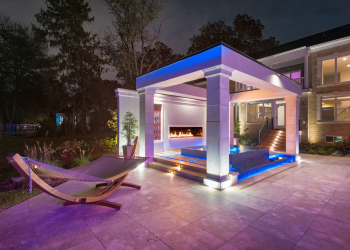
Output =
[
  {"x1": 24, "y1": 141, "x2": 57, "y2": 165},
  {"x1": 107, "y1": 110, "x2": 118, "y2": 146},
  {"x1": 335, "y1": 140, "x2": 350, "y2": 152},
  {"x1": 86, "y1": 138, "x2": 110, "y2": 160},
  {"x1": 73, "y1": 150, "x2": 90, "y2": 167},
  {"x1": 239, "y1": 133, "x2": 256, "y2": 146},
  {"x1": 307, "y1": 148, "x2": 317, "y2": 154},
  {"x1": 317, "y1": 147, "x2": 328, "y2": 155},
  {"x1": 56, "y1": 140, "x2": 91, "y2": 167},
  {"x1": 104, "y1": 137, "x2": 118, "y2": 152},
  {"x1": 234, "y1": 120, "x2": 240, "y2": 136}
]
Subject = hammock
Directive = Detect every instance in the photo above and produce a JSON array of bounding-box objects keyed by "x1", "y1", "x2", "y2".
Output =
[{"x1": 6, "y1": 137, "x2": 149, "y2": 210}]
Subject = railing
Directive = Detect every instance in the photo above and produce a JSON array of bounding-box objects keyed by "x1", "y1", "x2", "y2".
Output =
[
  {"x1": 258, "y1": 117, "x2": 269, "y2": 145},
  {"x1": 294, "y1": 77, "x2": 307, "y2": 89},
  {"x1": 0, "y1": 124, "x2": 40, "y2": 136},
  {"x1": 337, "y1": 106, "x2": 350, "y2": 121}
]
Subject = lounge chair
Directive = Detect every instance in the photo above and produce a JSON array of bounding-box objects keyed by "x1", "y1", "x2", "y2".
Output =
[{"x1": 6, "y1": 137, "x2": 148, "y2": 210}]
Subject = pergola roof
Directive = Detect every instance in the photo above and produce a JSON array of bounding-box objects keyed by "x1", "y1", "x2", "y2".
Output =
[{"x1": 136, "y1": 43, "x2": 302, "y2": 98}]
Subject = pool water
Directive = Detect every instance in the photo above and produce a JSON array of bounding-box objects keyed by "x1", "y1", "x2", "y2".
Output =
[{"x1": 183, "y1": 145, "x2": 261, "y2": 153}]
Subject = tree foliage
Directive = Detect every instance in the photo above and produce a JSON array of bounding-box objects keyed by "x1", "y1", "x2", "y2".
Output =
[
  {"x1": 35, "y1": 0, "x2": 104, "y2": 133},
  {"x1": 187, "y1": 14, "x2": 279, "y2": 55},
  {"x1": 0, "y1": 15, "x2": 48, "y2": 123},
  {"x1": 102, "y1": 0, "x2": 182, "y2": 89}
]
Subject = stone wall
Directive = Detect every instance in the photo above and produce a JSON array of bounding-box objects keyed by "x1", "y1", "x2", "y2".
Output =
[{"x1": 300, "y1": 93, "x2": 309, "y2": 143}]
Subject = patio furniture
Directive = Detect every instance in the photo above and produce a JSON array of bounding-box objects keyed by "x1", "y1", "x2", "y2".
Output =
[{"x1": 6, "y1": 137, "x2": 147, "y2": 210}]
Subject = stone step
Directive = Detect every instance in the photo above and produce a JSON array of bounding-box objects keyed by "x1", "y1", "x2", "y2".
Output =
[
  {"x1": 148, "y1": 162, "x2": 206, "y2": 182},
  {"x1": 259, "y1": 142, "x2": 286, "y2": 147},
  {"x1": 153, "y1": 156, "x2": 206, "y2": 174}
]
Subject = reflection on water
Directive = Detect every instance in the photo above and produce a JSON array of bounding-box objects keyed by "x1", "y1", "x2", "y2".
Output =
[{"x1": 183, "y1": 145, "x2": 261, "y2": 154}]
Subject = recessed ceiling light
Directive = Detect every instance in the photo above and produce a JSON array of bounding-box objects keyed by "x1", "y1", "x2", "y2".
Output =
[
  {"x1": 347, "y1": 64, "x2": 350, "y2": 67},
  {"x1": 343, "y1": 58, "x2": 347, "y2": 61}
]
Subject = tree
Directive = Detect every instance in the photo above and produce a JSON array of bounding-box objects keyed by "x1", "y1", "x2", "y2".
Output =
[
  {"x1": 187, "y1": 14, "x2": 279, "y2": 55},
  {"x1": 0, "y1": 15, "x2": 48, "y2": 123},
  {"x1": 102, "y1": 0, "x2": 182, "y2": 89},
  {"x1": 35, "y1": 0, "x2": 103, "y2": 134},
  {"x1": 142, "y1": 41, "x2": 183, "y2": 72}
]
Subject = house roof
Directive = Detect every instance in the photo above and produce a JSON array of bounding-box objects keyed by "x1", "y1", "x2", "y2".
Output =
[{"x1": 250, "y1": 24, "x2": 350, "y2": 59}]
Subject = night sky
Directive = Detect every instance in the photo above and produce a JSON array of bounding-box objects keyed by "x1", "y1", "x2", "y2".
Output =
[{"x1": 1, "y1": 0, "x2": 349, "y2": 69}]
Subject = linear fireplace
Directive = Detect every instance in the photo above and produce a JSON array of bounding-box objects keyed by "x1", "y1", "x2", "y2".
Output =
[{"x1": 169, "y1": 127, "x2": 203, "y2": 138}]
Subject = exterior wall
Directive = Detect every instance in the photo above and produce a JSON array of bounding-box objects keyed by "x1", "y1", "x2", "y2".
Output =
[
  {"x1": 161, "y1": 98, "x2": 206, "y2": 152},
  {"x1": 115, "y1": 89, "x2": 140, "y2": 153},
  {"x1": 308, "y1": 43, "x2": 350, "y2": 144}
]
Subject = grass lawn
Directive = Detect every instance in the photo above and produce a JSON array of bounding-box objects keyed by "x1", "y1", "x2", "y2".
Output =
[
  {"x1": 0, "y1": 188, "x2": 42, "y2": 211},
  {"x1": 0, "y1": 132, "x2": 114, "y2": 210}
]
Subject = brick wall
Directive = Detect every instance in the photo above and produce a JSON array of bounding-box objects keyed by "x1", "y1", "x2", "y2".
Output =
[{"x1": 308, "y1": 43, "x2": 350, "y2": 144}]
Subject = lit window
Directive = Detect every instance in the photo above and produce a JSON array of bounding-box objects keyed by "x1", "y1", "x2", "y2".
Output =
[
  {"x1": 321, "y1": 97, "x2": 335, "y2": 121},
  {"x1": 337, "y1": 96, "x2": 350, "y2": 121},
  {"x1": 322, "y1": 59, "x2": 336, "y2": 84},
  {"x1": 154, "y1": 104, "x2": 162, "y2": 140},
  {"x1": 321, "y1": 55, "x2": 350, "y2": 84},
  {"x1": 321, "y1": 96, "x2": 350, "y2": 121},
  {"x1": 247, "y1": 102, "x2": 271, "y2": 123},
  {"x1": 337, "y1": 56, "x2": 350, "y2": 83}
]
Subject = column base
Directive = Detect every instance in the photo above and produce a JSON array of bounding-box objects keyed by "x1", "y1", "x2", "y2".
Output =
[{"x1": 203, "y1": 173, "x2": 239, "y2": 190}]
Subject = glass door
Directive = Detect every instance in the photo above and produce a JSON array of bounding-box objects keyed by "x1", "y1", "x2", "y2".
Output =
[{"x1": 276, "y1": 104, "x2": 286, "y2": 129}]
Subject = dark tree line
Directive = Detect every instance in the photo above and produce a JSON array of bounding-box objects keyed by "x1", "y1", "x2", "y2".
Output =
[
  {"x1": 187, "y1": 14, "x2": 279, "y2": 55},
  {"x1": 0, "y1": 0, "x2": 279, "y2": 134}
]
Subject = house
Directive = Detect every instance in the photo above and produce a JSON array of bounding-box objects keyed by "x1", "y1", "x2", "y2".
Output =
[{"x1": 247, "y1": 24, "x2": 350, "y2": 146}]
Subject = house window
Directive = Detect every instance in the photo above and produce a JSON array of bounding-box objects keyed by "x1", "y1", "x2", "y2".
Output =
[
  {"x1": 325, "y1": 136, "x2": 342, "y2": 143},
  {"x1": 337, "y1": 56, "x2": 350, "y2": 83},
  {"x1": 284, "y1": 71, "x2": 301, "y2": 80},
  {"x1": 321, "y1": 96, "x2": 350, "y2": 121},
  {"x1": 322, "y1": 55, "x2": 350, "y2": 84},
  {"x1": 247, "y1": 102, "x2": 271, "y2": 123},
  {"x1": 154, "y1": 104, "x2": 162, "y2": 140}
]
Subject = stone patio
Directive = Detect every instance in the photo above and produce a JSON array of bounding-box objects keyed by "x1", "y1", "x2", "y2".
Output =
[{"x1": 1, "y1": 153, "x2": 350, "y2": 249}]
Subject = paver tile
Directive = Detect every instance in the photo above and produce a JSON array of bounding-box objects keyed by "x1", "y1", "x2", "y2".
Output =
[
  {"x1": 227, "y1": 226, "x2": 294, "y2": 249},
  {"x1": 138, "y1": 211, "x2": 190, "y2": 238},
  {"x1": 162, "y1": 224, "x2": 224, "y2": 250}
]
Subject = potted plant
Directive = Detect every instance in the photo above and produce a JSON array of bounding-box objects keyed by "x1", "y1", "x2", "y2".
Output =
[{"x1": 121, "y1": 111, "x2": 138, "y2": 156}]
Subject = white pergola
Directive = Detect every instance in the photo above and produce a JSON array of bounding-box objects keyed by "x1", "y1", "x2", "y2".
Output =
[{"x1": 136, "y1": 43, "x2": 302, "y2": 189}]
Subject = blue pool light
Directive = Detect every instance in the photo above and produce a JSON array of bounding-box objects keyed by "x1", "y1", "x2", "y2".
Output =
[
  {"x1": 237, "y1": 155, "x2": 294, "y2": 182},
  {"x1": 230, "y1": 145, "x2": 240, "y2": 153}
]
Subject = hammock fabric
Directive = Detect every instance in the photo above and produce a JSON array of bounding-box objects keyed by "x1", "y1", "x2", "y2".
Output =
[{"x1": 24, "y1": 157, "x2": 112, "y2": 183}]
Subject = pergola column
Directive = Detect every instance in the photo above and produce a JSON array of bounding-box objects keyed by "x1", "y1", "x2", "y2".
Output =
[
  {"x1": 203, "y1": 65, "x2": 237, "y2": 190},
  {"x1": 285, "y1": 95, "x2": 300, "y2": 157},
  {"x1": 229, "y1": 102, "x2": 236, "y2": 146},
  {"x1": 138, "y1": 88, "x2": 156, "y2": 165}
]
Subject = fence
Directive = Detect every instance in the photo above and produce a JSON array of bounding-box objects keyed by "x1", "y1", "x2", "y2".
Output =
[{"x1": 0, "y1": 124, "x2": 40, "y2": 136}]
